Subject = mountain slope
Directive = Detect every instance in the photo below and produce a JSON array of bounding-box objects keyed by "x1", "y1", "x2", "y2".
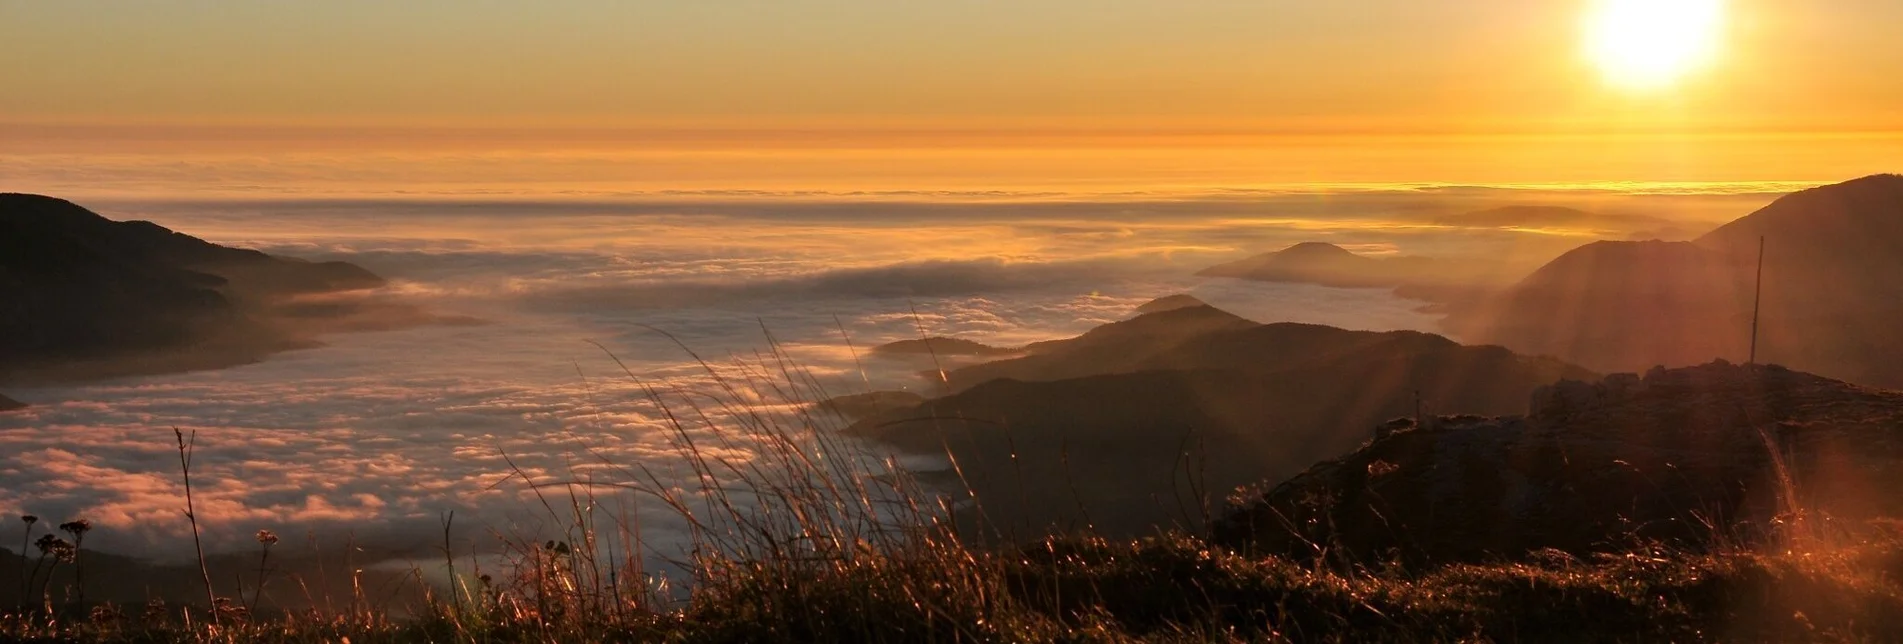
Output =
[
  {"x1": 1217, "y1": 362, "x2": 1903, "y2": 565},
  {"x1": 1450, "y1": 175, "x2": 1903, "y2": 387},
  {"x1": 942, "y1": 305, "x2": 1257, "y2": 390},
  {"x1": 0, "y1": 194, "x2": 391, "y2": 383},
  {"x1": 848, "y1": 307, "x2": 1592, "y2": 537}
]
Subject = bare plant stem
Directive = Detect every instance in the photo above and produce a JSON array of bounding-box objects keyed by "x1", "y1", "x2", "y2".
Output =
[
  {"x1": 37, "y1": 560, "x2": 60, "y2": 613},
  {"x1": 174, "y1": 428, "x2": 219, "y2": 626},
  {"x1": 70, "y1": 532, "x2": 84, "y2": 610},
  {"x1": 251, "y1": 542, "x2": 273, "y2": 613},
  {"x1": 16, "y1": 519, "x2": 31, "y2": 613},
  {"x1": 440, "y1": 511, "x2": 459, "y2": 612},
  {"x1": 25, "y1": 551, "x2": 47, "y2": 612}
]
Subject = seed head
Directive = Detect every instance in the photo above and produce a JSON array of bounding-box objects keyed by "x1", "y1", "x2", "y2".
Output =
[
  {"x1": 256, "y1": 529, "x2": 279, "y2": 545},
  {"x1": 35, "y1": 534, "x2": 75, "y2": 562},
  {"x1": 21, "y1": 515, "x2": 37, "y2": 525},
  {"x1": 59, "y1": 519, "x2": 91, "y2": 537}
]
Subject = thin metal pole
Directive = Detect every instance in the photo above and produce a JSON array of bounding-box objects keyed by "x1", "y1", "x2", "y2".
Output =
[{"x1": 1749, "y1": 236, "x2": 1765, "y2": 365}]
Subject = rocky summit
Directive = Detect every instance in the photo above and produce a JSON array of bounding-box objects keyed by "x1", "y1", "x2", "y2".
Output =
[{"x1": 1215, "y1": 361, "x2": 1903, "y2": 565}]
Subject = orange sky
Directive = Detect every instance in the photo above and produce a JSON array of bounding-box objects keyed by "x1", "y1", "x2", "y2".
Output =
[{"x1": 2, "y1": 1, "x2": 1899, "y2": 195}]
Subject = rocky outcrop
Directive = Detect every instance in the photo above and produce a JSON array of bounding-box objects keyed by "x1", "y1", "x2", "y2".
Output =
[{"x1": 1215, "y1": 361, "x2": 1903, "y2": 565}]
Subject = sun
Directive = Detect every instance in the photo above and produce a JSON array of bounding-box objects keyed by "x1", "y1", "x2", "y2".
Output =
[{"x1": 1584, "y1": 0, "x2": 1725, "y2": 90}]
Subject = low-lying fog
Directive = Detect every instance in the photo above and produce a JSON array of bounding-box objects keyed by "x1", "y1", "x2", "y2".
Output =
[{"x1": 0, "y1": 187, "x2": 1780, "y2": 568}]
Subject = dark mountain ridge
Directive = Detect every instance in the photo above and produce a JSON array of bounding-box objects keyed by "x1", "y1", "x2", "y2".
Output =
[
  {"x1": 846, "y1": 305, "x2": 1592, "y2": 537},
  {"x1": 0, "y1": 194, "x2": 405, "y2": 384}
]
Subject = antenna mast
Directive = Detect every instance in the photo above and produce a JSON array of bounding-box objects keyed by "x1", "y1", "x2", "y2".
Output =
[{"x1": 1749, "y1": 236, "x2": 1765, "y2": 365}]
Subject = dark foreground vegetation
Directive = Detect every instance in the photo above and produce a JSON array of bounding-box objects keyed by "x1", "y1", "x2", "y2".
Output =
[{"x1": 5, "y1": 528, "x2": 1901, "y2": 643}]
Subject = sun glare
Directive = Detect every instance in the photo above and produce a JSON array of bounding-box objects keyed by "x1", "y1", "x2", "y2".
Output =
[{"x1": 1585, "y1": 0, "x2": 1725, "y2": 90}]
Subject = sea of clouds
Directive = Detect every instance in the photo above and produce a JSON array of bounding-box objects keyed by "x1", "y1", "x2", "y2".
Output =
[{"x1": 0, "y1": 188, "x2": 1775, "y2": 571}]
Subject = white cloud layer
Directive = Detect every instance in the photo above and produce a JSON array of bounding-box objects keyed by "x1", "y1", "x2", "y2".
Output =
[{"x1": 0, "y1": 189, "x2": 1754, "y2": 566}]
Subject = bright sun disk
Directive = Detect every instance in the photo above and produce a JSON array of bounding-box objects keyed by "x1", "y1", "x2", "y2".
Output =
[{"x1": 1585, "y1": 0, "x2": 1725, "y2": 90}]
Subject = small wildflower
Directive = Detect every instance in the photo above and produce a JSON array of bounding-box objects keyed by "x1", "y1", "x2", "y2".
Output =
[
  {"x1": 59, "y1": 519, "x2": 91, "y2": 537},
  {"x1": 256, "y1": 529, "x2": 279, "y2": 545},
  {"x1": 20, "y1": 515, "x2": 36, "y2": 525}
]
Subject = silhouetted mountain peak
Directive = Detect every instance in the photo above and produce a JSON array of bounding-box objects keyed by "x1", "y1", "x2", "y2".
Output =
[
  {"x1": 1195, "y1": 241, "x2": 1412, "y2": 288},
  {"x1": 0, "y1": 193, "x2": 114, "y2": 223},
  {"x1": 1134, "y1": 293, "x2": 1208, "y2": 315},
  {"x1": 1276, "y1": 241, "x2": 1359, "y2": 259},
  {"x1": 0, "y1": 393, "x2": 23, "y2": 412},
  {"x1": 1453, "y1": 174, "x2": 1903, "y2": 388},
  {"x1": 1080, "y1": 304, "x2": 1255, "y2": 340}
]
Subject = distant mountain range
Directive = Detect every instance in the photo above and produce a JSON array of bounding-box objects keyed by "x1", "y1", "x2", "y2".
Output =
[
  {"x1": 1195, "y1": 241, "x2": 1530, "y2": 308},
  {"x1": 1218, "y1": 361, "x2": 1903, "y2": 564},
  {"x1": 1449, "y1": 174, "x2": 1903, "y2": 388},
  {"x1": 870, "y1": 337, "x2": 1016, "y2": 359},
  {"x1": 843, "y1": 304, "x2": 1593, "y2": 537},
  {"x1": 0, "y1": 193, "x2": 440, "y2": 385},
  {"x1": 1198, "y1": 205, "x2": 1692, "y2": 306}
]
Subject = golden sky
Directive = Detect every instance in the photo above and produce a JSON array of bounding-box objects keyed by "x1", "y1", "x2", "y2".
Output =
[{"x1": 2, "y1": 1, "x2": 1899, "y2": 194}]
